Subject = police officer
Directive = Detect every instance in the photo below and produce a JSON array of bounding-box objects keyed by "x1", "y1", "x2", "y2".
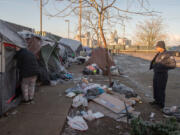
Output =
[{"x1": 150, "y1": 41, "x2": 176, "y2": 108}]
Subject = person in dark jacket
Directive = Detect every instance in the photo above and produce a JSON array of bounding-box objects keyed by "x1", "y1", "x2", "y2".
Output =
[
  {"x1": 150, "y1": 41, "x2": 176, "y2": 108},
  {"x1": 15, "y1": 46, "x2": 39, "y2": 104}
]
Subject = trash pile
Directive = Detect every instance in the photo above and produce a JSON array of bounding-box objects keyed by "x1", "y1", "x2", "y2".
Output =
[
  {"x1": 82, "y1": 47, "x2": 122, "y2": 76},
  {"x1": 50, "y1": 72, "x2": 73, "y2": 86},
  {"x1": 83, "y1": 64, "x2": 103, "y2": 75},
  {"x1": 163, "y1": 106, "x2": 180, "y2": 121},
  {"x1": 83, "y1": 64, "x2": 122, "y2": 76},
  {"x1": 65, "y1": 78, "x2": 142, "y2": 131},
  {"x1": 111, "y1": 81, "x2": 138, "y2": 98}
]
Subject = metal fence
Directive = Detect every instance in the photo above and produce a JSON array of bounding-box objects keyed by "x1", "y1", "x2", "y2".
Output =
[{"x1": 108, "y1": 45, "x2": 155, "y2": 53}]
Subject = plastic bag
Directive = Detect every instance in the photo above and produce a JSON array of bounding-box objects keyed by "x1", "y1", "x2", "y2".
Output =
[
  {"x1": 82, "y1": 110, "x2": 96, "y2": 121},
  {"x1": 93, "y1": 112, "x2": 104, "y2": 119},
  {"x1": 110, "y1": 66, "x2": 120, "y2": 76},
  {"x1": 72, "y1": 95, "x2": 88, "y2": 108},
  {"x1": 84, "y1": 84, "x2": 101, "y2": 92},
  {"x1": 67, "y1": 116, "x2": 88, "y2": 131},
  {"x1": 82, "y1": 110, "x2": 104, "y2": 121},
  {"x1": 66, "y1": 92, "x2": 76, "y2": 98},
  {"x1": 112, "y1": 81, "x2": 137, "y2": 98}
]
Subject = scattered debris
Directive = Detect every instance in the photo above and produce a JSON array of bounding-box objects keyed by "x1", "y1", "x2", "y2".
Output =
[
  {"x1": 163, "y1": 106, "x2": 180, "y2": 121},
  {"x1": 93, "y1": 112, "x2": 104, "y2": 119},
  {"x1": 72, "y1": 94, "x2": 88, "y2": 108},
  {"x1": 112, "y1": 81, "x2": 137, "y2": 98},
  {"x1": 64, "y1": 75, "x2": 144, "y2": 132},
  {"x1": 93, "y1": 93, "x2": 134, "y2": 114},
  {"x1": 50, "y1": 80, "x2": 59, "y2": 86},
  {"x1": 81, "y1": 110, "x2": 96, "y2": 121},
  {"x1": 10, "y1": 110, "x2": 18, "y2": 115},
  {"x1": 149, "y1": 112, "x2": 155, "y2": 120},
  {"x1": 67, "y1": 116, "x2": 88, "y2": 131},
  {"x1": 66, "y1": 92, "x2": 76, "y2": 98},
  {"x1": 85, "y1": 87, "x2": 104, "y2": 100},
  {"x1": 83, "y1": 64, "x2": 102, "y2": 75},
  {"x1": 110, "y1": 66, "x2": 121, "y2": 76}
]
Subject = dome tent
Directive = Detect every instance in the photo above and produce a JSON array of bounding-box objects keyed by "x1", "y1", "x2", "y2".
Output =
[{"x1": 0, "y1": 19, "x2": 29, "y2": 115}]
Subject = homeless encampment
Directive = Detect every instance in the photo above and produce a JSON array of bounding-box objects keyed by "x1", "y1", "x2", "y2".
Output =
[
  {"x1": 86, "y1": 47, "x2": 115, "y2": 74},
  {"x1": 83, "y1": 46, "x2": 92, "y2": 56},
  {"x1": 59, "y1": 38, "x2": 83, "y2": 57},
  {"x1": 41, "y1": 37, "x2": 67, "y2": 80},
  {"x1": 58, "y1": 44, "x2": 70, "y2": 68},
  {"x1": 19, "y1": 31, "x2": 67, "y2": 83},
  {"x1": 18, "y1": 30, "x2": 51, "y2": 84},
  {"x1": 0, "y1": 19, "x2": 29, "y2": 115}
]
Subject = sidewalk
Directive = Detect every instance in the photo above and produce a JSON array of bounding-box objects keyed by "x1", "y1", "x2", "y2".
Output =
[{"x1": 0, "y1": 78, "x2": 74, "y2": 135}]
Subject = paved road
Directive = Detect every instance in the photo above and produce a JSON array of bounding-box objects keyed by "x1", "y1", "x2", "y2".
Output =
[{"x1": 114, "y1": 53, "x2": 180, "y2": 106}]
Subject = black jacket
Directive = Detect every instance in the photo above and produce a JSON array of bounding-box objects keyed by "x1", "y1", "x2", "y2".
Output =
[
  {"x1": 150, "y1": 51, "x2": 176, "y2": 72},
  {"x1": 15, "y1": 48, "x2": 39, "y2": 78}
]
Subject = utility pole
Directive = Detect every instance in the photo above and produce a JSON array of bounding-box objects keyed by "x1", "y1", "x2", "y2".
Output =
[
  {"x1": 65, "y1": 20, "x2": 70, "y2": 38},
  {"x1": 79, "y1": 0, "x2": 82, "y2": 42},
  {"x1": 40, "y1": 0, "x2": 43, "y2": 36}
]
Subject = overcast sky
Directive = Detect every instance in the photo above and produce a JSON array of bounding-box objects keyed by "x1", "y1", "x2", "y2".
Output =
[{"x1": 0, "y1": 0, "x2": 180, "y2": 45}]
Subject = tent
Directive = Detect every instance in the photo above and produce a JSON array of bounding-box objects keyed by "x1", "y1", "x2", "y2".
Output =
[
  {"x1": 19, "y1": 31, "x2": 66, "y2": 82},
  {"x1": 58, "y1": 44, "x2": 69, "y2": 66},
  {"x1": 0, "y1": 19, "x2": 68, "y2": 115},
  {"x1": 59, "y1": 38, "x2": 82, "y2": 57},
  {"x1": 0, "y1": 19, "x2": 28, "y2": 115},
  {"x1": 18, "y1": 31, "x2": 51, "y2": 84},
  {"x1": 86, "y1": 47, "x2": 115, "y2": 73},
  {"x1": 83, "y1": 46, "x2": 92, "y2": 56},
  {"x1": 40, "y1": 39, "x2": 66, "y2": 77}
]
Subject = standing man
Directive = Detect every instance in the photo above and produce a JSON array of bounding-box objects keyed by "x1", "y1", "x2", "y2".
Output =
[
  {"x1": 150, "y1": 41, "x2": 176, "y2": 108},
  {"x1": 15, "y1": 46, "x2": 39, "y2": 104}
]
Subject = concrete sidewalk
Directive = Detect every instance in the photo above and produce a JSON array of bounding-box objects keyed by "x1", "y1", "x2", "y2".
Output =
[{"x1": 0, "y1": 82, "x2": 74, "y2": 135}]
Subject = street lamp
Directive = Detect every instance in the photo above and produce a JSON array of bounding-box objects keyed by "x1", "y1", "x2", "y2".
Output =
[{"x1": 65, "y1": 20, "x2": 70, "y2": 39}]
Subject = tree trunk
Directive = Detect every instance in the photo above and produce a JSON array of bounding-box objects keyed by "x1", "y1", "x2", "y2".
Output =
[{"x1": 98, "y1": 13, "x2": 112, "y2": 85}]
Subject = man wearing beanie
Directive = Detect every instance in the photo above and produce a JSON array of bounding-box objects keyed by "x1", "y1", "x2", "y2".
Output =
[{"x1": 149, "y1": 41, "x2": 176, "y2": 108}]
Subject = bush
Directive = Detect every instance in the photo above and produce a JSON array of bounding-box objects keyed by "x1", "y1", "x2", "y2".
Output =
[{"x1": 131, "y1": 117, "x2": 180, "y2": 135}]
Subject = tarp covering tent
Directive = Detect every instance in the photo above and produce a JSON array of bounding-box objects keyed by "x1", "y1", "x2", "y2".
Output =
[
  {"x1": 18, "y1": 30, "x2": 51, "y2": 84},
  {"x1": 58, "y1": 44, "x2": 67, "y2": 58},
  {"x1": 0, "y1": 19, "x2": 28, "y2": 115},
  {"x1": 40, "y1": 37, "x2": 67, "y2": 80},
  {"x1": 59, "y1": 38, "x2": 82, "y2": 57},
  {"x1": 19, "y1": 31, "x2": 66, "y2": 83},
  {"x1": 86, "y1": 47, "x2": 115, "y2": 73},
  {"x1": 83, "y1": 46, "x2": 92, "y2": 56}
]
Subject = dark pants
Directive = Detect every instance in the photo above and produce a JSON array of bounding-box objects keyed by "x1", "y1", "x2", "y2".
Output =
[{"x1": 153, "y1": 72, "x2": 168, "y2": 107}]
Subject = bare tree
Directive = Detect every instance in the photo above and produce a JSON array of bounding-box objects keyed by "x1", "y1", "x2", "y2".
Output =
[
  {"x1": 44, "y1": 0, "x2": 156, "y2": 84},
  {"x1": 82, "y1": 10, "x2": 100, "y2": 46},
  {"x1": 134, "y1": 17, "x2": 166, "y2": 46},
  {"x1": 45, "y1": 0, "x2": 156, "y2": 47}
]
